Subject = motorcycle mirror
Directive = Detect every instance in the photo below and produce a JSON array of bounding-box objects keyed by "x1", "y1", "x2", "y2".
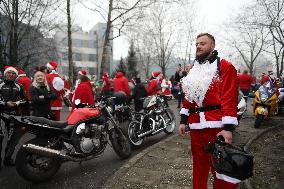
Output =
[
  {"x1": 248, "y1": 93, "x2": 255, "y2": 98},
  {"x1": 75, "y1": 99, "x2": 81, "y2": 106}
]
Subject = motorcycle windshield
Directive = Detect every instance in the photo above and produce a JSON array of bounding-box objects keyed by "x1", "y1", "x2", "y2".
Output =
[{"x1": 259, "y1": 85, "x2": 268, "y2": 102}]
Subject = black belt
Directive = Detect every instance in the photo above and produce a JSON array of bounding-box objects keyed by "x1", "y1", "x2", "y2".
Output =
[{"x1": 188, "y1": 105, "x2": 221, "y2": 114}]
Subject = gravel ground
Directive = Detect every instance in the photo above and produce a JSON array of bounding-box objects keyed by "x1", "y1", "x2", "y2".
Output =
[{"x1": 246, "y1": 125, "x2": 284, "y2": 189}]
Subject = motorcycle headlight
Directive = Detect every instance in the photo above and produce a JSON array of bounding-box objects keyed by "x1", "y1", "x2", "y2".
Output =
[{"x1": 260, "y1": 93, "x2": 268, "y2": 102}]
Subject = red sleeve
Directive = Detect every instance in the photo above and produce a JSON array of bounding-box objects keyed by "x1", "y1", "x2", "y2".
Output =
[
  {"x1": 220, "y1": 60, "x2": 238, "y2": 125},
  {"x1": 123, "y1": 78, "x2": 131, "y2": 96}
]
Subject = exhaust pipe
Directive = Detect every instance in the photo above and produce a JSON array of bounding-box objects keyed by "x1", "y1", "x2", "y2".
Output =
[
  {"x1": 152, "y1": 116, "x2": 167, "y2": 135},
  {"x1": 22, "y1": 144, "x2": 101, "y2": 162},
  {"x1": 137, "y1": 118, "x2": 155, "y2": 138}
]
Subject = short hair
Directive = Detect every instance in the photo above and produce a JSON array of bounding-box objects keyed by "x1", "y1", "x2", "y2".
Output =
[{"x1": 197, "y1": 33, "x2": 215, "y2": 44}]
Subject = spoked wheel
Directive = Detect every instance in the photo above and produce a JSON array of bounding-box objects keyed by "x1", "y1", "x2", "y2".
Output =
[
  {"x1": 15, "y1": 138, "x2": 61, "y2": 183},
  {"x1": 128, "y1": 121, "x2": 144, "y2": 147},
  {"x1": 254, "y1": 114, "x2": 264, "y2": 128},
  {"x1": 109, "y1": 128, "x2": 132, "y2": 159},
  {"x1": 163, "y1": 108, "x2": 176, "y2": 134}
]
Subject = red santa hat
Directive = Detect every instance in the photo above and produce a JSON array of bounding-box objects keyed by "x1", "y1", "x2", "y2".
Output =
[
  {"x1": 4, "y1": 66, "x2": 18, "y2": 76},
  {"x1": 78, "y1": 70, "x2": 87, "y2": 76},
  {"x1": 18, "y1": 69, "x2": 26, "y2": 76},
  {"x1": 268, "y1": 70, "x2": 273, "y2": 75},
  {"x1": 46, "y1": 61, "x2": 58, "y2": 70},
  {"x1": 103, "y1": 72, "x2": 108, "y2": 78},
  {"x1": 152, "y1": 71, "x2": 161, "y2": 78}
]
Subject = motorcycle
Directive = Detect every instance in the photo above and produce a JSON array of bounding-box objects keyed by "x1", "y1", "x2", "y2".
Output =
[
  {"x1": 1, "y1": 96, "x2": 131, "y2": 183},
  {"x1": 251, "y1": 81, "x2": 279, "y2": 128},
  {"x1": 127, "y1": 94, "x2": 176, "y2": 147},
  {"x1": 237, "y1": 90, "x2": 247, "y2": 121},
  {"x1": 278, "y1": 87, "x2": 284, "y2": 114}
]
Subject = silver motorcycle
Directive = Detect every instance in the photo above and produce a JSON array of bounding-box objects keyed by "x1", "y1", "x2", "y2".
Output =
[{"x1": 127, "y1": 94, "x2": 176, "y2": 147}]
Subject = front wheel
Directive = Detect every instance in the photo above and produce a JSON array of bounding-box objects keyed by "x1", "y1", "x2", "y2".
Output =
[
  {"x1": 15, "y1": 138, "x2": 61, "y2": 183},
  {"x1": 109, "y1": 128, "x2": 131, "y2": 159},
  {"x1": 254, "y1": 114, "x2": 264, "y2": 128},
  {"x1": 163, "y1": 109, "x2": 176, "y2": 134},
  {"x1": 128, "y1": 121, "x2": 144, "y2": 147}
]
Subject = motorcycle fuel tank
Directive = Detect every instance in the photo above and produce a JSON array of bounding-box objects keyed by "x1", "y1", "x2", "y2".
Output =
[{"x1": 67, "y1": 108, "x2": 101, "y2": 125}]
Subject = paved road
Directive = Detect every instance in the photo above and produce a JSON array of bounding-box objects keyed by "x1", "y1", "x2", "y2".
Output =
[{"x1": 0, "y1": 100, "x2": 181, "y2": 189}]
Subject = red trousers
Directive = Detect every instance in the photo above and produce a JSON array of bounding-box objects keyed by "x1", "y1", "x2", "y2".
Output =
[
  {"x1": 52, "y1": 110, "x2": 61, "y2": 121},
  {"x1": 189, "y1": 128, "x2": 239, "y2": 189}
]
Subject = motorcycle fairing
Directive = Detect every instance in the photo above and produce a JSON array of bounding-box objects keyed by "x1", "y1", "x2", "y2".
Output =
[{"x1": 67, "y1": 108, "x2": 101, "y2": 125}]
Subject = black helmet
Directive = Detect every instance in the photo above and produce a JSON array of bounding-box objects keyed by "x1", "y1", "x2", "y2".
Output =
[
  {"x1": 113, "y1": 91, "x2": 127, "y2": 105},
  {"x1": 211, "y1": 138, "x2": 254, "y2": 181}
]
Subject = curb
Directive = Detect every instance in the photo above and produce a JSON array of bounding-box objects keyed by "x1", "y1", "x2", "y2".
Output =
[
  {"x1": 243, "y1": 124, "x2": 283, "y2": 189},
  {"x1": 102, "y1": 133, "x2": 179, "y2": 189}
]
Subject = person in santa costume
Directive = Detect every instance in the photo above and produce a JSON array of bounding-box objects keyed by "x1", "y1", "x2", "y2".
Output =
[
  {"x1": 70, "y1": 70, "x2": 94, "y2": 112},
  {"x1": 45, "y1": 61, "x2": 64, "y2": 121},
  {"x1": 146, "y1": 71, "x2": 162, "y2": 96},
  {"x1": 179, "y1": 33, "x2": 239, "y2": 189},
  {"x1": 17, "y1": 69, "x2": 32, "y2": 115},
  {"x1": 113, "y1": 71, "x2": 131, "y2": 97},
  {"x1": 161, "y1": 76, "x2": 172, "y2": 107},
  {"x1": 102, "y1": 72, "x2": 111, "y2": 97}
]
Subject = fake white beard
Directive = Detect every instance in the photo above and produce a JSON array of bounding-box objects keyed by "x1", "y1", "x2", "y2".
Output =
[{"x1": 182, "y1": 61, "x2": 217, "y2": 106}]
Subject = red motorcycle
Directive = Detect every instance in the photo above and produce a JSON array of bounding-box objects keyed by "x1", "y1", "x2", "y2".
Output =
[{"x1": 0, "y1": 96, "x2": 131, "y2": 183}]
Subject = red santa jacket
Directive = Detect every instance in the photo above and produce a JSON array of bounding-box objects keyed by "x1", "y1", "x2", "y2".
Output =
[
  {"x1": 103, "y1": 75, "x2": 111, "y2": 91},
  {"x1": 17, "y1": 75, "x2": 32, "y2": 100},
  {"x1": 238, "y1": 73, "x2": 252, "y2": 90},
  {"x1": 180, "y1": 59, "x2": 238, "y2": 130},
  {"x1": 46, "y1": 72, "x2": 64, "y2": 110},
  {"x1": 71, "y1": 81, "x2": 95, "y2": 111},
  {"x1": 146, "y1": 79, "x2": 160, "y2": 96},
  {"x1": 113, "y1": 72, "x2": 131, "y2": 96}
]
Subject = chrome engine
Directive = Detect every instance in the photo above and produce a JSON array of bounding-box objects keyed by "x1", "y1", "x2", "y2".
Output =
[{"x1": 71, "y1": 123, "x2": 106, "y2": 154}]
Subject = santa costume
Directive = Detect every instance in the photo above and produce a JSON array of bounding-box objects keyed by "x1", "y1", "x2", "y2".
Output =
[
  {"x1": 180, "y1": 58, "x2": 239, "y2": 189},
  {"x1": 146, "y1": 71, "x2": 161, "y2": 96},
  {"x1": 17, "y1": 69, "x2": 32, "y2": 101},
  {"x1": 46, "y1": 61, "x2": 64, "y2": 121},
  {"x1": 161, "y1": 78, "x2": 172, "y2": 96},
  {"x1": 71, "y1": 70, "x2": 94, "y2": 111}
]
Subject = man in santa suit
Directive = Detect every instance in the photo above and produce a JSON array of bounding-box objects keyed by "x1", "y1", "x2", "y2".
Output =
[
  {"x1": 146, "y1": 71, "x2": 161, "y2": 96},
  {"x1": 46, "y1": 61, "x2": 64, "y2": 121},
  {"x1": 179, "y1": 33, "x2": 239, "y2": 189},
  {"x1": 17, "y1": 69, "x2": 32, "y2": 115}
]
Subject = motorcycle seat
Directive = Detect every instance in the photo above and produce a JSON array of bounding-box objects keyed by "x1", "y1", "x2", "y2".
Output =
[{"x1": 23, "y1": 116, "x2": 68, "y2": 129}]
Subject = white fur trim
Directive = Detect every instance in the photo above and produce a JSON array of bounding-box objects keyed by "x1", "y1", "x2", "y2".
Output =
[
  {"x1": 18, "y1": 74, "x2": 26, "y2": 77},
  {"x1": 180, "y1": 108, "x2": 189, "y2": 116},
  {"x1": 216, "y1": 172, "x2": 241, "y2": 184},
  {"x1": 222, "y1": 116, "x2": 238, "y2": 125},
  {"x1": 51, "y1": 107, "x2": 62, "y2": 110},
  {"x1": 52, "y1": 77, "x2": 64, "y2": 91},
  {"x1": 199, "y1": 112, "x2": 206, "y2": 123},
  {"x1": 46, "y1": 62, "x2": 54, "y2": 70},
  {"x1": 4, "y1": 67, "x2": 18, "y2": 75},
  {"x1": 189, "y1": 121, "x2": 223, "y2": 129}
]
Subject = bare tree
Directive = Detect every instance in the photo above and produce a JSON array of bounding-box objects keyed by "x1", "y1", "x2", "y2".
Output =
[
  {"x1": 255, "y1": 0, "x2": 284, "y2": 77},
  {"x1": 67, "y1": 0, "x2": 74, "y2": 84},
  {"x1": 224, "y1": 6, "x2": 270, "y2": 74},
  {"x1": 0, "y1": 0, "x2": 63, "y2": 71}
]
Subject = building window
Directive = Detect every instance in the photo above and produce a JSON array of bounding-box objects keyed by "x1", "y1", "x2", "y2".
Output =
[
  {"x1": 73, "y1": 39, "x2": 82, "y2": 47},
  {"x1": 62, "y1": 52, "x2": 68, "y2": 60},
  {"x1": 75, "y1": 53, "x2": 82, "y2": 61},
  {"x1": 88, "y1": 54, "x2": 97, "y2": 62},
  {"x1": 88, "y1": 40, "x2": 97, "y2": 48}
]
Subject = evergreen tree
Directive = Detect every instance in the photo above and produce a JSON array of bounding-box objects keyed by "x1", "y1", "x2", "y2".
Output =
[
  {"x1": 112, "y1": 57, "x2": 127, "y2": 77},
  {"x1": 126, "y1": 41, "x2": 138, "y2": 79}
]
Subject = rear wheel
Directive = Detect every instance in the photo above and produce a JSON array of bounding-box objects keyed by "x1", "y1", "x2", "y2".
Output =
[
  {"x1": 163, "y1": 109, "x2": 176, "y2": 134},
  {"x1": 128, "y1": 121, "x2": 144, "y2": 147},
  {"x1": 15, "y1": 138, "x2": 61, "y2": 183},
  {"x1": 254, "y1": 114, "x2": 264, "y2": 128},
  {"x1": 109, "y1": 128, "x2": 131, "y2": 159}
]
